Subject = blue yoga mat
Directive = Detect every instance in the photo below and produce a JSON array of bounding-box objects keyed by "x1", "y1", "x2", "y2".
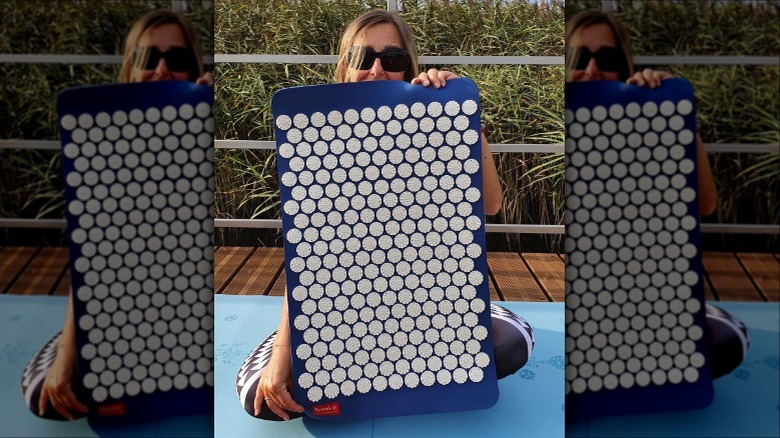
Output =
[
  {"x1": 214, "y1": 294, "x2": 564, "y2": 438},
  {"x1": 565, "y1": 79, "x2": 713, "y2": 420},
  {"x1": 0, "y1": 294, "x2": 212, "y2": 437},
  {"x1": 271, "y1": 79, "x2": 498, "y2": 420},
  {"x1": 57, "y1": 81, "x2": 215, "y2": 421},
  {"x1": 566, "y1": 301, "x2": 780, "y2": 437}
]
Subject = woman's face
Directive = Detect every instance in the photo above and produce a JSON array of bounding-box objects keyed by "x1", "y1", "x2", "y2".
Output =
[
  {"x1": 348, "y1": 23, "x2": 407, "y2": 83},
  {"x1": 133, "y1": 23, "x2": 191, "y2": 82},
  {"x1": 567, "y1": 23, "x2": 621, "y2": 82}
]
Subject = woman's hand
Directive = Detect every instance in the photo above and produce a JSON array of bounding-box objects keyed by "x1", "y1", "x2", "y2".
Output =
[
  {"x1": 196, "y1": 71, "x2": 214, "y2": 86},
  {"x1": 39, "y1": 338, "x2": 89, "y2": 420},
  {"x1": 411, "y1": 68, "x2": 458, "y2": 89},
  {"x1": 626, "y1": 68, "x2": 674, "y2": 89},
  {"x1": 254, "y1": 344, "x2": 304, "y2": 420}
]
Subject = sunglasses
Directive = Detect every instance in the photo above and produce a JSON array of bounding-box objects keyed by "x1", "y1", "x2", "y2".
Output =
[
  {"x1": 132, "y1": 46, "x2": 196, "y2": 72},
  {"x1": 347, "y1": 46, "x2": 411, "y2": 72},
  {"x1": 570, "y1": 46, "x2": 626, "y2": 72}
]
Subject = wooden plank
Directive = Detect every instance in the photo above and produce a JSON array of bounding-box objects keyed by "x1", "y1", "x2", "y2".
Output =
[
  {"x1": 7, "y1": 247, "x2": 69, "y2": 295},
  {"x1": 522, "y1": 253, "x2": 565, "y2": 302},
  {"x1": 0, "y1": 247, "x2": 38, "y2": 293},
  {"x1": 737, "y1": 253, "x2": 779, "y2": 302},
  {"x1": 54, "y1": 268, "x2": 71, "y2": 296},
  {"x1": 488, "y1": 252, "x2": 548, "y2": 302},
  {"x1": 701, "y1": 252, "x2": 762, "y2": 301},
  {"x1": 214, "y1": 247, "x2": 255, "y2": 294},
  {"x1": 222, "y1": 247, "x2": 284, "y2": 295},
  {"x1": 702, "y1": 270, "x2": 717, "y2": 301},
  {"x1": 486, "y1": 268, "x2": 501, "y2": 301},
  {"x1": 268, "y1": 268, "x2": 287, "y2": 297}
]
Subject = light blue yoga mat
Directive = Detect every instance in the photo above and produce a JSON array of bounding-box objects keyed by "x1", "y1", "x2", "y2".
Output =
[
  {"x1": 0, "y1": 294, "x2": 212, "y2": 437},
  {"x1": 214, "y1": 294, "x2": 564, "y2": 438},
  {"x1": 567, "y1": 302, "x2": 780, "y2": 438}
]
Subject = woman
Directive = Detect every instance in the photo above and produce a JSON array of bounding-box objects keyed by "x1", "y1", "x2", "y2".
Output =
[
  {"x1": 120, "y1": 9, "x2": 213, "y2": 85},
  {"x1": 238, "y1": 10, "x2": 535, "y2": 421},
  {"x1": 20, "y1": 9, "x2": 212, "y2": 421},
  {"x1": 565, "y1": 9, "x2": 748, "y2": 379}
]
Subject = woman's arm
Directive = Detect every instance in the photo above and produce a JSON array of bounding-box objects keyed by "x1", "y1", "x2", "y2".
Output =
[
  {"x1": 254, "y1": 294, "x2": 304, "y2": 420},
  {"x1": 696, "y1": 134, "x2": 717, "y2": 215},
  {"x1": 39, "y1": 292, "x2": 90, "y2": 419},
  {"x1": 480, "y1": 131, "x2": 503, "y2": 215}
]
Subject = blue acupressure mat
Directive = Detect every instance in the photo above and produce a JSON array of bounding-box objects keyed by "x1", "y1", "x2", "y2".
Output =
[
  {"x1": 565, "y1": 79, "x2": 713, "y2": 420},
  {"x1": 215, "y1": 294, "x2": 565, "y2": 438},
  {"x1": 566, "y1": 302, "x2": 780, "y2": 438},
  {"x1": 55, "y1": 81, "x2": 215, "y2": 420},
  {"x1": 271, "y1": 79, "x2": 497, "y2": 421},
  {"x1": 0, "y1": 295, "x2": 212, "y2": 437}
]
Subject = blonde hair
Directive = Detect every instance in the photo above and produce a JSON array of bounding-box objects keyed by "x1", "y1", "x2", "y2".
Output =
[
  {"x1": 565, "y1": 9, "x2": 633, "y2": 82},
  {"x1": 335, "y1": 10, "x2": 419, "y2": 83},
  {"x1": 119, "y1": 10, "x2": 203, "y2": 83}
]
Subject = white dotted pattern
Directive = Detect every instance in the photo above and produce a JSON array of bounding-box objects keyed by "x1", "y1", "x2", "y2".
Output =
[
  {"x1": 61, "y1": 100, "x2": 215, "y2": 403},
  {"x1": 564, "y1": 99, "x2": 707, "y2": 396},
  {"x1": 277, "y1": 98, "x2": 490, "y2": 403}
]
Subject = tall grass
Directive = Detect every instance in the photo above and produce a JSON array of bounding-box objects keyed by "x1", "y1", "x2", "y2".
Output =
[
  {"x1": 566, "y1": 0, "x2": 779, "y2": 248},
  {"x1": 215, "y1": 0, "x2": 566, "y2": 251},
  {"x1": 0, "y1": 0, "x2": 213, "y2": 231}
]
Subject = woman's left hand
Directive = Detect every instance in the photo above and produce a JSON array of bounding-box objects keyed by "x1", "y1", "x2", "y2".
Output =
[
  {"x1": 411, "y1": 68, "x2": 458, "y2": 89},
  {"x1": 196, "y1": 71, "x2": 214, "y2": 86},
  {"x1": 626, "y1": 68, "x2": 673, "y2": 89}
]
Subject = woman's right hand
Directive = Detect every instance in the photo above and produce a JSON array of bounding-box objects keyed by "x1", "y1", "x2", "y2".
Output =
[
  {"x1": 254, "y1": 343, "x2": 304, "y2": 420},
  {"x1": 39, "y1": 338, "x2": 89, "y2": 420},
  {"x1": 626, "y1": 68, "x2": 674, "y2": 89}
]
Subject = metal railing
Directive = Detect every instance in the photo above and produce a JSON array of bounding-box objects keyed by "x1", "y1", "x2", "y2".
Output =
[{"x1": 1, "y1": 1, "x2": 777, "y2": 237}]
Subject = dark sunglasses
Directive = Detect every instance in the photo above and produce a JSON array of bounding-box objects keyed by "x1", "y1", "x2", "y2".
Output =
[
  {"x1": 570, "y1": 46, "x2": 626, "y2": 72},
  {"x1": 347, "y1": 46, "x2": 411, "y2": 72},
  {"x1": 132, "y1": 46, "x2": 196, "y2": 72}
]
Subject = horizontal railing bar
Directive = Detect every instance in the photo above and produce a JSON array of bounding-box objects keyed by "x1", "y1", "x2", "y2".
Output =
[
  {"x1": 3, "y1": 140, "x2": 776, "y2": 155},
  {"x1": 1, "y1": 218, "x2": 777, "y2": 235},
  {"x1": 3, "y1": 139, "x2": 777, "y2": 156},
  {"x1": 700, "y1": 224, "x2": 780, "y2": 235},
  {"x1": 214, "y1": 140, "x2": 564, "y2": 153},
  {"x1": 3, "y1": 54, "x2": 776, "y2": 66},
  {"x1": 0, "y1": 218, "x2": 67, "y2": 229},
  {"x1": 704, "y1": 143, "x2": 779, "y2": 153},
  {"x1": 0, "y1": 140, "x2": 59, "y2": 150},
  {"x1": 634, "y1": 55, "x2": 779, "y2": 66},
  {"x1": 215, "y1": 54, "x2": 564, "y2": 65},
  {"x1": 214, "y1": 219, "x2": 561, "y2": 234},
  {"x1": 0, "y1": 54, "x2": 214, "y2": 64}
]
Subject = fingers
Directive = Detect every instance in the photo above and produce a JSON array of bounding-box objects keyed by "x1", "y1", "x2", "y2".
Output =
[
  {"x1": 42, "y1": 385, "x2": 89, "y2": 420},
  {"x1": 38, "y1": 386, "x2": 49, "y2": 417},
  {"x1": 63, "y1": 386, "x2": 90, "y2": 414},
  {"x1": 626, "y1": 68, "x2": 674, "y2": 89},
  {"x1": 48, "y1": 391, "x2": 75, "y2": 421},
  {"x1": 257, "y1": 377, "x2": 304, "y2": 420},
  {"x1": 196, "y1": 72, "x2": 215, "y2": 86},
  {"x1": 411, "y1": 69, "x2": 459, "y2": 88},
  {"x1": 277, "y1": 385, "x2": 305, "y2": 414},
  {"x1": 264, "y1": 396, "x2": 291, "y2": 421},
  {"x1": 253, "y1": 388, "x2": 264, "y2": 417}
]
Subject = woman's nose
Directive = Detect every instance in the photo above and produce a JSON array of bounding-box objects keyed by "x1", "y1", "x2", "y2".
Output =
[
  {"x1": 369, "y1": 57, "x2": 384, "y2": 77},
  {"x1": 584, "y1": 57, "x2": 600, "y2": 78},
  {"x1": 155, "y1": 57, "x2": 170, "y2": 78}
]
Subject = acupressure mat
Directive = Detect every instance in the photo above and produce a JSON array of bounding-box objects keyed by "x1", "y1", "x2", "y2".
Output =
[
  {"x1": 57, "y1": 81, "x2": 215, "y2": 420},
  {"x1": 564, "y1": 79, "x2": 714, "y2": 421},
  {"x1": 272, "y1": 79, "x2": 498, "y2": 421}
]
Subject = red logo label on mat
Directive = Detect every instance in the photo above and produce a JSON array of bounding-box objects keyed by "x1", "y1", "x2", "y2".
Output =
[
  {"x1": 97, "y1": 402, "x2": 125, "y2": 416},
  {"x1": 313, "y1": 402, "x2": 341, "y2": 416}
]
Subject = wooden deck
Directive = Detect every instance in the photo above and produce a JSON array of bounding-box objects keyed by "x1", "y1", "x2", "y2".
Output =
[{"x1": 1, "y1": 246, "x2": 777, "y2": 302}]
